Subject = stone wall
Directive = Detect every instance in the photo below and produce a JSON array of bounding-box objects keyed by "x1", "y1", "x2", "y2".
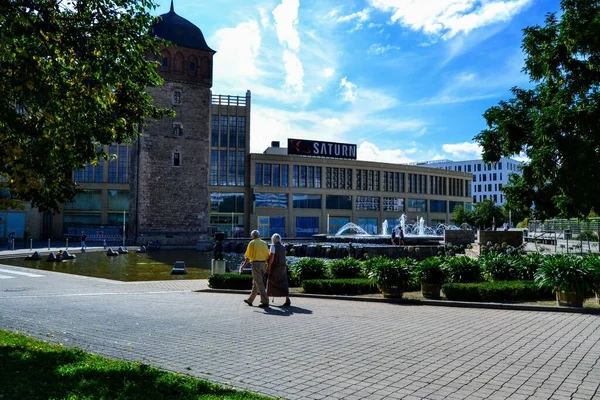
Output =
[
  {"x1": 129, "y1": 80, "x2": 211, "y2": 246},
  {"x1": 444, "y1": 230, "x2": 476, "y2": 246},
  {"x1": 478, "y1": 230, "x2": 524, "y2": 247}
]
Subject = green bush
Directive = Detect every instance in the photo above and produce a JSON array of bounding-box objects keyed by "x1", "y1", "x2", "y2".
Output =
[
  {"x1": 480, "y1": 253, "x2": 520, "y2": 281},
  {"x1": 415, "y1": 256, "x2": 446, "y2": 284},
  {"x1": 328, "y1": 257, "x2": 363, "y2": 279},
  {"x1": 518, "y1": 252, "x2": 545, "y2": 280},
  {"x1": 208, "y1": 273, "x2": 253, "y2": 289},
  {"x1": 442, "y1": 256, "x2": 483, "y2": 283},
  {"x1": 442, "y1": 280, "x2": 553, "y2": 302},
  {"x1": 289, "y1": 258, "x2": 328, "y2": 282},
  {"x1": 302, "y1": 278, "x2": 379, "y2": 295},
  {"x1": 535, "y1": 254, "x2": 598, "y2": 296}
]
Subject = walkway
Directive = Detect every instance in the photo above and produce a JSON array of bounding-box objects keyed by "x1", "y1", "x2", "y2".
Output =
[{"x1": 1, "y1": 264, "x2": 600, "y2": 400}]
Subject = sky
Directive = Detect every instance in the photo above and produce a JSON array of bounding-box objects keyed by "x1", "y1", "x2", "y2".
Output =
[{"x1": 154, "y1": 0, "x2": 561, "y2": 163}]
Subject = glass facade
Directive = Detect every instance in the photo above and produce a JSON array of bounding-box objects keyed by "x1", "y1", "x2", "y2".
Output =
[
  {"x1": 255, "y1": 193, "x2": 288, "y2": 208},
  {"x1": 356, "y1": 196, "x2": 379, "y2": 211},
  {"x1": 382, "y1": 197, "x2": 404, "y2": 211},
  {"x1": 257, "y1": 216, "x2": 285, "y2": 238},
  {"x1": 255, "y1": 163, "x2": 289, "y2": 187},
  {"x1": 107, "y1": 190, "x2": 129, "y2": 211},
  {"x1": 63, "y1": 190, "x2": 102, "y2": 210},
  {"x1": 210, "y1": 192, "x2": 244, "y2": 213},
  {"x1": 293, "y1": 194, "x2": 321, "y2": 209},
  {"x1": 210, "y1": 114, "x2": 247, "y2": 186},
  {"x1": 210, "y1": 193, "x2": 244, "y2": 237},
  {"x1": 292, "y1": 165, "x2": 321, "y2": 188},
  {"x1": 296, "y1": 217, "x2": 319, "y2": 237},
  {"x1": 406, "y1": 199, "x2": 427, "y2": 213},
  {"x1": 430, "y1": 200, "x2": 446, "y2": 213},
  {"x1": 326, "y1": 195, "x2": 352, "y2": 210}
]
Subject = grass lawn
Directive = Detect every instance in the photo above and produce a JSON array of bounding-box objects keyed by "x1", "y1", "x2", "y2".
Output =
[{"x1": 0, "y1": 330, "x2": 273, "y2": 400}]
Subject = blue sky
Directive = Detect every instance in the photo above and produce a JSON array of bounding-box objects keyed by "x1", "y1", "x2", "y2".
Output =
[{"x1": 155, "y1": 0, "x2": 560, "y2": 163}]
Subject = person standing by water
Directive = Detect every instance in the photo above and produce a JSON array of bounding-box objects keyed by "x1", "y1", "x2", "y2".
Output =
[
  {"x1": 398, "y1": 227, "x2": 405, "y2": 245},
  {"x1": 391, "y1": 229, "x2": 396, "y2": 245},
  {"x1": 81, "y1": 231, "x2": 87, "y2": 251},
  {"x1": 241, "y1": 230, "x2": 270, "y2": 308},
  {"x1": 266, "y1": 233, "x2": 291, "y2": 307}
]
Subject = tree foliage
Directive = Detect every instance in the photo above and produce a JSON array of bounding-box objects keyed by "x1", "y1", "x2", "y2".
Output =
[
  {"x1": 474, "y1": 0, "x2": 600, "y2": 220},
  {"x1": 0, "y1": 0, "x2": 172, "y2": 212}
]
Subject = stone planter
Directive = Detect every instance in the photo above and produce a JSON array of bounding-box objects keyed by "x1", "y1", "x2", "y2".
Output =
[
  {"x1": 378, "y1": 284, "x2": 404, "y2": 299},
  {"x1": 421, "y1": 283, "x2": 441, "y2": 300},
  {"x1": 556, "y1": 290, "x2": 584, "y2": 308}
]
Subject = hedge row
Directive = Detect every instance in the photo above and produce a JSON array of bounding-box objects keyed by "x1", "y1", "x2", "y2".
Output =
[
  {"x1": 208, "y1": 273, "x2": 253, "y2": 290},
  {"x1": 442, "y1": 281, "x2": 554, "y2": 303},
  {"x1": 302, "y1": 279, "x2": 379, "y2": 295}
]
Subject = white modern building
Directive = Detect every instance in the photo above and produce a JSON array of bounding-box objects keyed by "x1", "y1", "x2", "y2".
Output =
[{"x1": 412, "y1": 157, "x2": 523, "y2": 206}]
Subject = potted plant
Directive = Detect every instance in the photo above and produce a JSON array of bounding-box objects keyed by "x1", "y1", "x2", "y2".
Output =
[
  {"x1": 535, "y1": 254, "x2": 598, "y2": 307},
  {"x1": 368, "y1": 257, "x2": 413, "y2": 298},
  {"x1": 415, "y1": 256, "x2": 445, "y2": 299}
]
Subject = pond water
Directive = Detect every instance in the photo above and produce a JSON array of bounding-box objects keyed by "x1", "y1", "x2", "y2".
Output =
[{"x1": 0, "y1": 250, "x2": 245, "y2": 282}]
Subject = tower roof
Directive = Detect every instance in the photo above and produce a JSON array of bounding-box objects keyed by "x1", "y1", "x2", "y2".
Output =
[{"x1": 151, "y1": 1, "x2": 215, "y2": 53}]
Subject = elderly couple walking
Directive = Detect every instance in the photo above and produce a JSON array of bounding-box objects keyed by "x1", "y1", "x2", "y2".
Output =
[{"x1": 240, "y1": 230, "x2": 291, "y2": 309}]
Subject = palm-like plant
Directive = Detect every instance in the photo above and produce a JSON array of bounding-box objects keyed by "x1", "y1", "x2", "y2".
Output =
[
  {"x1": 367, "y1": 257, "x2": 414, "y2": 298},
  {"x1": 534, "y1": 254, "x2": 598, "y2": 307},
  {"x1": 415, "y1": 256, "x2": 445, "y2": 284},
  {"x1": 442, "y1": 256, "x2": 483, "y2": 283}
]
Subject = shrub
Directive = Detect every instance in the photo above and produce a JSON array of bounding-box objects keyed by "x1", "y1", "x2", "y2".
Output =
[
  {"x1": 480, "y1": 253, "x2": 520, "y2": 281},
  {"x1": 302, "y1": 278, "x2": 378, "y2": 295},
  {"x1": 516, "y1": 218, "x2": 529, "y2": 229},
  {"x1": 442, "y1": 280, "x2": 553, "y2": 302},
  {"x1": 367, "y1": 256, "x2": 413, "y2": 289},
  {"x1": 535, "y1": 254, "x2": 598, "y2": 296},
  {"x1": 415, "y1": 256, "x2": 446, "y2": 284},
  {"x1": 518, "y1": 252, "x2": 545, "y2": 280},
  {"x1": 208, "y1": 273, "x2": 253, "y2": 290},
  {"x1": 288, "y1": 257, "x2": 328, "y2": 282},
  {"x1": 442, "y1": 256, "x2": 483, "y2": 283},
  {"x1": 328, "y1": 257, "x2": 363, "y2": 279}
]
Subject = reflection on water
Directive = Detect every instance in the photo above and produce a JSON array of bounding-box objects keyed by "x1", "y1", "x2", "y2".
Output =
[{"x1": 0, "y1": 250, "x2": 245, "y2": 282}]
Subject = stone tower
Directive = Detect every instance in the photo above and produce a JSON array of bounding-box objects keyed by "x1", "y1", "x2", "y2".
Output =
[{"x1": 129, "y1": 1, "x2": 215, "y2": 246}]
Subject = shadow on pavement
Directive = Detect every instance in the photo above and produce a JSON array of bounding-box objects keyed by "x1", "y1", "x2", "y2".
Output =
[{"x1": 259, "y1": 305, "x2": 313, "y2": 316}]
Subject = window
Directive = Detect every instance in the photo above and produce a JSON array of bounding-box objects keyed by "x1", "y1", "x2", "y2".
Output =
[
  {"x1": 161, "y1": 57, "x2": 168, "y2": 69},
  {"x1": 210, "y1": 150, "x2": 218, "y2": 185},
  {"x1": 430, "y1": 200, "x2": 446, "y2": 213},
  {"x1": 282, "y1": 165, "x2": 289, "y2": 187},
  {"x1": 473, "y1": 174, "x2": 476, "y2": 182},
  {"x1": 189, "y1": 61, "x2": 196, "y2": 72},
  {"x1": 172, "y1": 123, "x2": 183, "y2": 136},
  {"x1": 173, "y1": 90, "x2": 181, "y2": 105},
  {"x1": 255, "y1": 163, "x2": 263, "y2": 186},
  {"x1": 173, "y1": 152, "x2": 181, "y2": 166},
  {"x1": 326, "y1": 195, "x2": 352, "y2": 209},
  {"x1": 211, "y1": 115, "x2": 219, "y2": 146},
  {"x1": 296, "y1": 217, "x2": 319, "y2": 238},
  {"x1": 406, "y1": 199, "x2": 426, "y2": 212},
  {"x1": 383, "y1": 197, "x2": 404, "y2": 211},
  {"x1": 449, "y1": 201, "x2": 463, "y2": 213},
  {"x1": 255, "y1": 193, "x2": 288, "y2": 208},
  {"x1": 293, "y1": 194, "x2": 321, "y2": 209},
  {"x1": 356, "y1": 196, "x2": 379, "y2": 211},
  {"x1": 358, "y1": 218, "x2": 378, "y2": 235}
]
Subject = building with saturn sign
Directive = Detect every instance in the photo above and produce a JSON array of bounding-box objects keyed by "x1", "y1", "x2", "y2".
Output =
[{"x1": 23, "y1": 4, "x2": 473, "y2": 245}]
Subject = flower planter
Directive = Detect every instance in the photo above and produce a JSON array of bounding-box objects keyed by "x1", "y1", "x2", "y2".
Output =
[
  {"x1": 378, "y1": 284, "x2": 404, "y2": 298},
  {"x1": 556, "y1": 290, "x2": 584, "y2": 308},
  {"x1": 421, "y1": 283, "x2": 441, "y2": 299}
]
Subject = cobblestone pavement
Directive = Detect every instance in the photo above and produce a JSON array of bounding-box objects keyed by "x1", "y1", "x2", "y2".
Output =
[{"x1": 1, "y1": 265, "x2": 600, "y2": 400}]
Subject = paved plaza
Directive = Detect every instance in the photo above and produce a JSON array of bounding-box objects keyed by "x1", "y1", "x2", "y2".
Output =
[{"x1": 1, "y1": 263, "x2": 600, "y2": 400}]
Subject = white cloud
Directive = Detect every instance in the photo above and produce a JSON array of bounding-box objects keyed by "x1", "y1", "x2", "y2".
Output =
[
  {"x1": 442, "y1": 142, "x2": 483, "y2": 159},
  {"x1": 283, "y1": 50, "x2": 304, "y2": 92},
  {"x1": 211, "y1": 20, "x2": 262, "y2": 84},
  {"x1": 336, "y1": 8, "x2": 371, "y2": 23},
  {"x1": 323, "y1": 67, "x2": 335, "y2": 78},
  {"x1": 340, "y1": 77, "x2": 357, "y2": 103},
  {"x1": 358, "y1": 141, "x2": 418, "y2": 163},
  {"x1": 272, "y1": 0, "x2": 300, "y2": 51},
  {"x1": 368, "y1": 43, "x2": 401, "y2": 55},
  {"x1": 369, "y1": 0, "x2": 533, "y2": 40}
]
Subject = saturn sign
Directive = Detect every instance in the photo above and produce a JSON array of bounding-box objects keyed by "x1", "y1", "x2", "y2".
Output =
[{"x1": 287, "y1": 139, "x2": 357, "y2": 160}]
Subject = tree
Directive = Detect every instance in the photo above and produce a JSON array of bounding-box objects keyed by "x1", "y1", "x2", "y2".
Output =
[
  {"x1": 471, "y1": 200, "x2": 504, "y2": 230},
  {"x1": 0, "y1": 0, "x2": 172, "y2": 212},
  {"x1": 474, "y1": 0, "x2": 600, "y2": 220},
  {"x1": 452, "y1": 205, "x2": 473, "y2": 226}
]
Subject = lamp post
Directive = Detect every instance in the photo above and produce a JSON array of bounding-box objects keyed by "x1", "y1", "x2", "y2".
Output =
[{"x1": 122, "y1": 211, "x2": 126, "y2": 247}]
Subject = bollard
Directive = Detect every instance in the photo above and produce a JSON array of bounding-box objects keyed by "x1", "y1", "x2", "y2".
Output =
[
  {"x1": 30, "y1": 239, "x2": 32, "y2": 251},
  {"x1": 11, "y1": 239, "x2": 14, "y2": 251},
  {"x1": 48, "y1": 238, "x2": 50, "y2": 250},
  {"x1": 66, "y1": 238, "x2": 69, "y2": 250}
]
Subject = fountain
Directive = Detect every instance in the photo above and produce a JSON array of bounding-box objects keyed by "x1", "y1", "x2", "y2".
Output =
[
  {"x1": 335, "y1": 222, "x2": 370, "y2": 236},
  {"x1": 381, "y1": 220, "x2": 388, "y2": 236},
  {"x1": 418, "y1": 217, "x2": 425, "y2": 236}
]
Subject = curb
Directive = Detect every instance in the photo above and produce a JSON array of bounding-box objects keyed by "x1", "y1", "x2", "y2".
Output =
[{"x1": 200, "y1": 289, "x2": 600, "y2": 315}]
